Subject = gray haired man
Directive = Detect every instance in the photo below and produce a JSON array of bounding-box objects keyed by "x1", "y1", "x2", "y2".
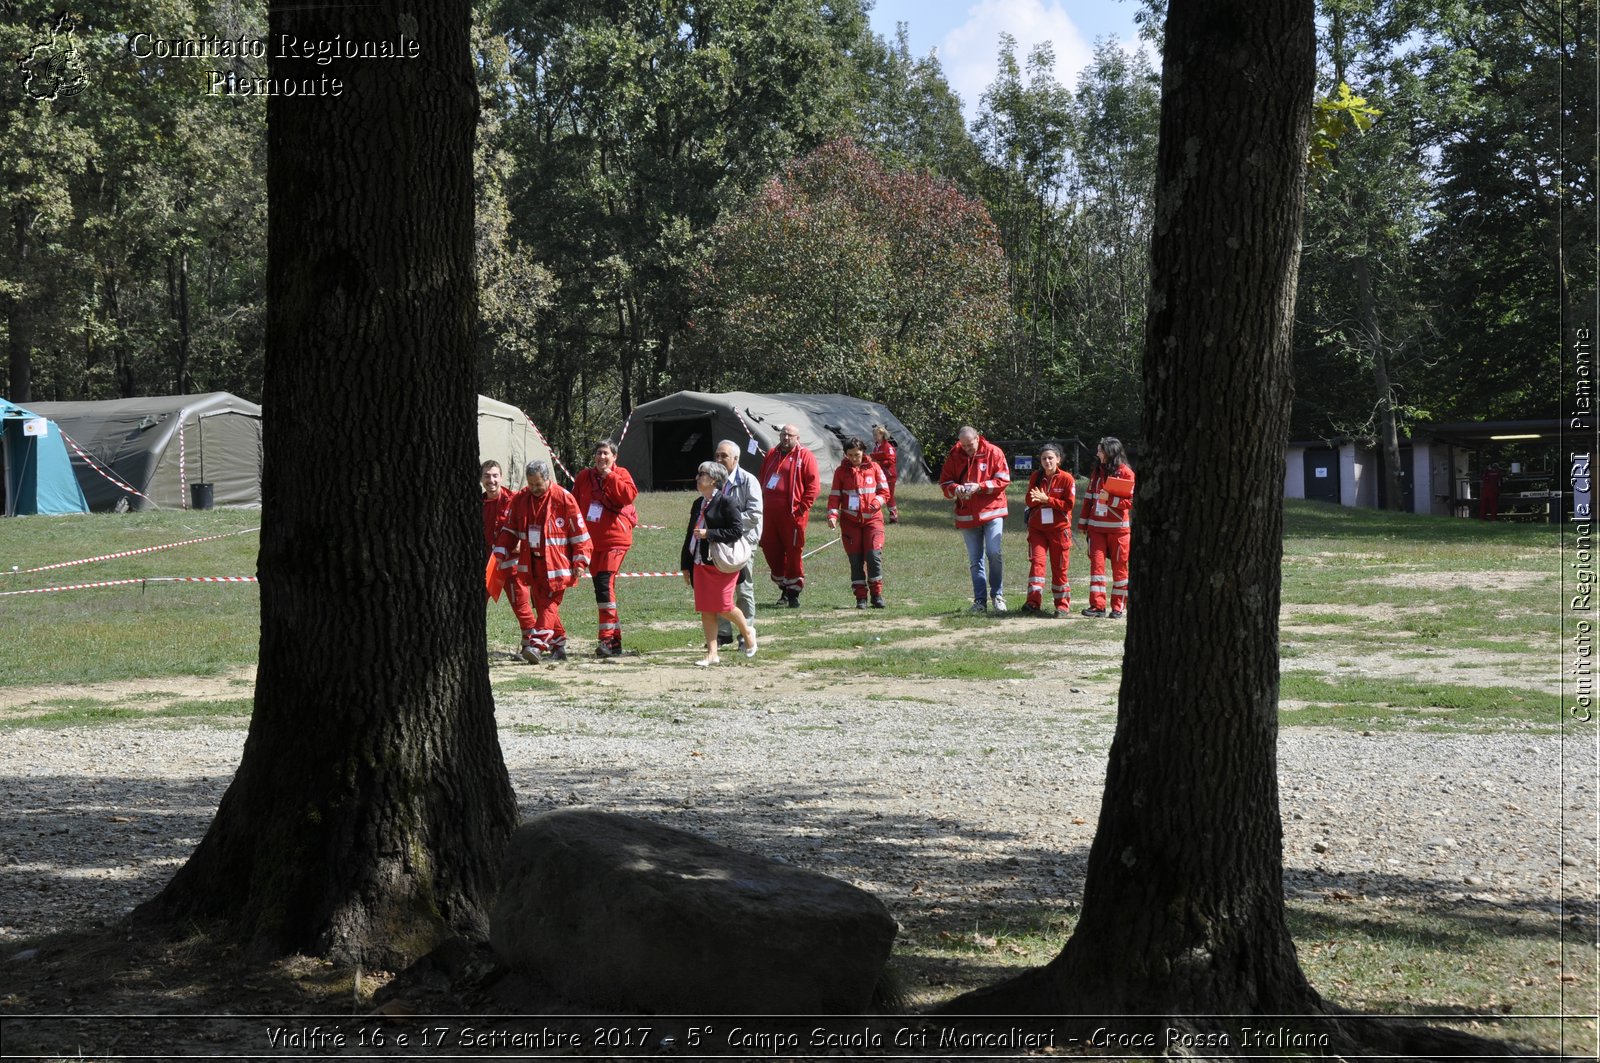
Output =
[{"x1": 713, "y1": 439, "x2": 764, "y2": 648}]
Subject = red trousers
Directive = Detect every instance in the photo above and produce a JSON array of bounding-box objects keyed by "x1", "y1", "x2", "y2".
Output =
[
  {"x1": 841, "y1": 519, "x2": 884, "y2": 600},
  {"x1": 761, "y1": 512, "x2": 809, "y2": 592},
  {"x1": 590, "y1": 544, "x2": 629, "y2": 649},
  {"x1": 1026, "y1": 525, "x2": 1072, "y2": 610},
  {"x1": 510, "y1": 554, "x2": 568, "y2": 653},
  {"x1": 1086, "y1": 528, "x2": 1130, "y2": 613},
  {"x1": 490, "y1": 557, "x2": 531, "y2": 624}
]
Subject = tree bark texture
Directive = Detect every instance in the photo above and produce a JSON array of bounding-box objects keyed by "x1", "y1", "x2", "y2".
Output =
[
  {"x1": 945, "y1": 0, "x2": 1322, "y2": 1023},
  {"x1": 135, "y1": 1, "x2": 518, "y2": 967}
]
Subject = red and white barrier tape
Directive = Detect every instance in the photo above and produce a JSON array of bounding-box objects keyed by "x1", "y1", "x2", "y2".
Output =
[
  {"x1": 614, "y1": 410, "x2": 634, "y2": 448},
  {"x1": 801, "y1": 536, "x2": 840, "y2": 560},
  {"x1": 615, "y1": 570, "x2": 683, "y2": 579},
  {"x1": 0, "y1": 575, "x2": 258, "y2": 598},
  {"x1": 58, "y1": 430, "x2": 159, "y2": 508},
  {"x1": 731, "y1": 408, "x2": 767, "y2": 457},
  {"x1": 3, "y1": 527, "x2": 260, "y2": 576},
  {"x1": 178, "y1": 416, "x2": 188, "y2": 509},
  {"x1": 525, "y1": 415, "x2": 576, "y2": 485}
]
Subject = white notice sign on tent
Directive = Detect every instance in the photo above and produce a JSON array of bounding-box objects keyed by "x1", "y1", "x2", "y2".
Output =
[{"x1": 22, "y1": 417, "x2": 47, "y2": 437}]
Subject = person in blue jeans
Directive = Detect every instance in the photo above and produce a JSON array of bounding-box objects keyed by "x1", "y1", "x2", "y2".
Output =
[{"x1": 938, "y1": 426, "x2": 1011, "y2": 613}]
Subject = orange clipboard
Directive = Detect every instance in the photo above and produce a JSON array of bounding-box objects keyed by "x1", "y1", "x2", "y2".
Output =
[{"x1": 1104, "y1": 476, "x2": 1135, "y2": 500}]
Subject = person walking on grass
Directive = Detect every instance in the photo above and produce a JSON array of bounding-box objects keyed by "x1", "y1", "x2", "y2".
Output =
[
  {"x1": 826, "y1": 436, "x2": 889, "y2": 609},
  {"x1": 481, "y1": 460, "x2": 531, "y2": 637},
  {"x1": 870, "y1": 423, "x2": 900, "y2": 523},
  {"x1": 713, "y1": 439, "x2": 763, "y2": 650},
  {"x1": 1021, "y1": 443, "x2": 1075, "y2": 617},
  {"x1": 1078, "y1": 437, "x2": 1134, "y2": 619},
  {"x1": 758, "y1": 423, "x2": 820, "y2": 608},
  {"x1": 682, "y1": 461, "x2": 757, "y2": 666},
  {"x1": 939, "y1": 426, "x2": 1010, "y2": 614},
  {"x1": 493, "y1": 460, "x2": 591, "y2": 662},
  {"x1": 572, "y1": 439, "x2": 639, "y2": 658}
]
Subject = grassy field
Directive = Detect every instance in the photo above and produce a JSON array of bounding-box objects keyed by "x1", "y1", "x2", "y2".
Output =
[
  {"x1": 0, "y1": 486, "x2": 1587, "y2": 1050},
  {"x1": 0, "y1": 484, "x2": 1564, "y2": 728}
]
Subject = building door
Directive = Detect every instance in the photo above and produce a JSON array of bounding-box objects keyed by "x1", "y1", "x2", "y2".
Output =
[{"x1": 1302, "y1": 448, "x2": 1340, "y2": 504}]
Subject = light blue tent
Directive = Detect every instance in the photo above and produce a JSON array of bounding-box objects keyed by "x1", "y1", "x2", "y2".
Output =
[{"x1": 1, "y1": 398, "x2": 89, "y2": 516}]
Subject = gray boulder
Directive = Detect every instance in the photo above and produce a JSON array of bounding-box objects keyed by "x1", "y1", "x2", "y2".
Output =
[{"x1": 490, "y1": 809, "x2": 897, "y2": 1013}]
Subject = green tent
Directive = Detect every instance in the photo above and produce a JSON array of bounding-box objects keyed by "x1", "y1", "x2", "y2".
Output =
[
  {"x1": 1, "y1": 398, "x2": 89, "y2": 516},
  {"x1": 28, "y1": 393, "x2": 263, "y2": 511}
]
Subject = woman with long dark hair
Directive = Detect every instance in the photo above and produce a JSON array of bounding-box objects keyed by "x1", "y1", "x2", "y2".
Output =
[{"x1": 1077, "y1": 437, "x2": 1134, "y2": 619}]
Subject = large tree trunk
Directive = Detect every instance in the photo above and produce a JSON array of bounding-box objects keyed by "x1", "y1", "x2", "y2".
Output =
[
  {"x1": 134, "y1": 0, "x2": 518, "y2": 967},
  {"x1": 944, "y1": 0, "x2": 1322, "y2": 1029}
]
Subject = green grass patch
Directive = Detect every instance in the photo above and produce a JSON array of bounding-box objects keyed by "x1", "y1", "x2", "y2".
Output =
[
  {"x1": 2, "y1": 696, "x2": 253, "y2": 728},
  {"x1": 1279, "y1": 674, "x2": 1555, "y2": 730},
  {"x1": 490, "y1": 673, "x2": 564, "y2": 694},
  {"x1": 805, "y1": 644, "x2": 1029, "y2": 681}
]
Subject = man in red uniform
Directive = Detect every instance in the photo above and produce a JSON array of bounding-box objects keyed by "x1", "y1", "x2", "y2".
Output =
[
  {"x1": 870, "y1": 423, "x2": 900, "y2": 523},
  {"x1": 572, "y1": 439, "x2": 639, "y2": 657},
  {"x1": 939, "y1": 426, "x2": 1010, "y2": 613},
  {"x1": 481, "y1": 460, "x2": 531, "y2": 633},
  {"x1": 1077, "y1": 436, "x2": 1134, "y2": 619},
  {"x1": 493, "y1": 460, "x2": 591, "y2": 662},
  {"x1": 1021, "y1": 443, "x2": 1075, "y2": 617},
  {"x1": 826, "y1": 436, "x2": 888, "y2": 608},
  {"x1": 759, "y1": 423, "x2": 820, "y2": 608}
]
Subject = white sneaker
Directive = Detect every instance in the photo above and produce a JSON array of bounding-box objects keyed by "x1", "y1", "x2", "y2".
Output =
[{"x1": 991, "y1": 594, "x2": 1008, "y2": 613}]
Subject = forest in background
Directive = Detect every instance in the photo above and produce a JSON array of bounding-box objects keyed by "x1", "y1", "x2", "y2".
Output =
[{"x1": 1, "y1": 0, "x2": 1592, "y2": 462}]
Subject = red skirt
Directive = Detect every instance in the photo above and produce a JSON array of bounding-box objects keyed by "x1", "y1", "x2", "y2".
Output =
[{"x1": 693, "y1": 561, "x2": 738, "y2": 613}]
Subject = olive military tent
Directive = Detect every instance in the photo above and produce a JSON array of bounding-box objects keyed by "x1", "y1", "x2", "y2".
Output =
[
  {"x1": 1, "y1": 398, "x2": 89, "y2": 516},
  {"x1": 477, "y1": 395, "x2": 553, "y2": 489},
  {"x1": 615, "y1": 391, "x2": 930, "y2": 490},
  {"x1": 29, "y1": 393, "x2": 263, "y2": 511}
]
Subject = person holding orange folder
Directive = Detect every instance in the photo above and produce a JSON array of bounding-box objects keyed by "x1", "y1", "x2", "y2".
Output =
[
  {"x1": 1078, "y1": 437, "x2": 1134, "y2": 619},
  {"x1": 481, "y1": 460, "x2": 530, "y2": 633}
]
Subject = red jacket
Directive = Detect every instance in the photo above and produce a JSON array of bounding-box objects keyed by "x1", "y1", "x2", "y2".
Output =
[
  {"x1": 827, "y1": 459, "x2": 888, "y2": 524},
  {"x1": 492, "y1": 483, "x2": 592, "y2": 589},
  {"x1": 572, "y1": 465, "x2": 639, "y2": 552},
  {"x1": 1025, "y1": 468, "x2": 1076, "y2": 534},
  {"x1": 939, "y1": 436, "x2": 1010, "y2": 528},
  {"x1": 759, "y1": 444, "x2": 820, "y2": 523},
  {"x1": 482, "y1": 485, "x2": 514, "y2": 551},
  {"x1": 1081, "y1": 463, "x2": 1134, "y2": 533},
  {"x1": 870, "y1": 439, "x2": 898, "y2": 486}
]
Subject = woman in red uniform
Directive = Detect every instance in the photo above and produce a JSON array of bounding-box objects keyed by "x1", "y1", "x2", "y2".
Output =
[
  {"x1": 1021, "y1": 443, "x2": 1075, "y2": 617},
  {"x1": 572, "y1": 439, "x2": 639, "y2": 657},
  {"x1": 826, "y1": 437, "x2": 889, "y2": 608},
  {"x1": 869, "y1": 423, "x2": 899, "y2": 523},
  {"x1": 1078, "y1": 437, "x2": 1134, "y2": 619}
]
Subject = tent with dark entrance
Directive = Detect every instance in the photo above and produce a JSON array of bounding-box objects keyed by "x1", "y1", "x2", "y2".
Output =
[
  {"x1": 615, "y1": 391, "x2": 931, "y2": 491},
  {"x1": 1, "y1": 398, "x2": 89, "y2": 516},
  {"x1": 28, "y1": 393, "x2": 263, "y2": 511}
]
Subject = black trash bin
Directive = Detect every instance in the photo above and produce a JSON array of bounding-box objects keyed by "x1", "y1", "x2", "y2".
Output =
[{"x1": 190, "y1": 483, "x2": 215, "y2": 510}]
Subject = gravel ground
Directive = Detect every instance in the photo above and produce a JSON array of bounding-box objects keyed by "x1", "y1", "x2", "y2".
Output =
[{"x1": 1, "y1": 656, "x2": 1594, "y2": 950}]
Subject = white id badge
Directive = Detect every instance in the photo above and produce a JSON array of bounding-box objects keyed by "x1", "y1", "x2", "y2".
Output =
[
  {"x1": 848, "y1": 495, "x2": 860, "y2": 511},
  {"x1": 1041, "y1": 507, "x2": 1054, "y2": 523},
  {"x1": 766, "y1": 474, "x2": 780, "y2": 489},
  {"x1": 587, "y1": 502, "x2": 603, "y2": 521},
  {"x1": 528, "y1": 530, "x2": 541, "y2": 547}
]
